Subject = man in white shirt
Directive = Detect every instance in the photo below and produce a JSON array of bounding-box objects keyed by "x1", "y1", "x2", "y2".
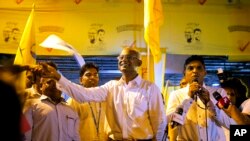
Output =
[
  {"x1": 23, "y1": 62, "x2": 80, "y2": 141},
  {"x1": 36, "y1": 47, "x2": 167, "y2": 141},
  {"x1": 166, "y1": 55, "x2": 236, "y2": 141}
]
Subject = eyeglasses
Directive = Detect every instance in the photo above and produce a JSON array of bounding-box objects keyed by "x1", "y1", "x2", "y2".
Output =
[{"x1": 117, "y1": 55, "x2": 138, "y2": 61}]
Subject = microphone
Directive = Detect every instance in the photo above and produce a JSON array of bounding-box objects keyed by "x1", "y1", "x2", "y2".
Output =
[
  {"x1": 170, "y1": 106, "x2": 184, "y2": 128},
  {"x1": 213, "y1": 91, "x2": 231, "y2": 109},
  {"x1": 192, "y1": 78, "x2": 202, "y2": 100}
]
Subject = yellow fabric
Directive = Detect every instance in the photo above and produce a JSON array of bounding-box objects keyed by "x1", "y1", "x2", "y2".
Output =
[
  {"x1": 0, "y1": 1, "x2": 250, "y2": 56},
  {"x1": 144, "y1": 0, "x2": 164, "y2": 63},
  {"x1": 67, "y1": 98, "x2": 108, "y2": 141},
  {"x1": 138, "y1": 54, "x2": 155, "y2": 82},
  {"x1": 14, "y1": 7, "x2": 36, "y2": 65},
  {"x1": 13, "y1": 6, "x2": 36, "y2": 94}
]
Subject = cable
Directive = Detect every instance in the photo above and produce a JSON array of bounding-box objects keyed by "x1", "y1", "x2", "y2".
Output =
[
  {"x1": 205, "y1": 104, "x2": 208, "y2": 141},
  {"x1": 196, "y1": 102, "x2": 209, "y2": 141},
  {"x1": 162, "y1": 125, "x2": 168, "y2": 141}
]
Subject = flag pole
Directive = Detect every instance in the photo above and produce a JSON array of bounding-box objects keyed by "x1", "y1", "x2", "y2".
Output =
[{"x1": 147, "y1": 45, "x2": 149, "y2": 80}]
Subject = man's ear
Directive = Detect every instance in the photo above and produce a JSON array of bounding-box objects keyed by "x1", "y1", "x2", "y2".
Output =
[
  {"x1": 79, "y1": 77, "x2": 83, "y2": 85},
  {"x1": 204, "y1": 70, "x2": 207, "y2": 76},
  {"x1": 136, "y1": 60, "x2": 142, "y2": 67}
]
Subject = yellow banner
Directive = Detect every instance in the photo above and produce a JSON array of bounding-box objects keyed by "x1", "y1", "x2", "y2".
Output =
[
  {"x1": 0, "y1": 1, "x2": 249, "y2": 56},
  {"x1": 0, "y1": 1, "x2": 145, "y2": 56}
]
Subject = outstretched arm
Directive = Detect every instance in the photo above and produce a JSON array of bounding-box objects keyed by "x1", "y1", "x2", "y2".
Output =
[{"x1": 218, "y1": 103, "x2": 250, "y2": 125}]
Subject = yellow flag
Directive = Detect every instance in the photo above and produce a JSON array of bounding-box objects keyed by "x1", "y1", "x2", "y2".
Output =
[
  {"x1": 144, "y1": 0, "x2": 164, "y2": 63},
  {"x1": 138, "y1": 54, "x2": 155, "y2": 82},
  {"x1": 14, "y1": 7, "x2": 36, "y2": 65},
  {"x1": 13, "y1": 6, "x2": 36, "y2": 94}
]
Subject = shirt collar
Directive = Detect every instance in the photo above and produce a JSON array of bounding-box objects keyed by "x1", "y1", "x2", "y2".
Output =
[
  {"x1": 185, "y1": 82, "x2": 207, "y2": 88},
  {"x1": 40, "y1": 95, "x2": 66, "y2": 104},
  {"x1": 117, "y1": 75, "x2": 142, "y2": 86}
]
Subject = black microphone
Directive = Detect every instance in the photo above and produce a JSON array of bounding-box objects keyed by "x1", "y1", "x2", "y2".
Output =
[
  {"x1": 213, "y1": 91, "x2": 231, "y2": 109},
  {"x1": 192, "y1": 78, "x2": 202, "y2": 100},
  {"x1": 170, "y1": 107, "x2": 183, "y2": 128}
]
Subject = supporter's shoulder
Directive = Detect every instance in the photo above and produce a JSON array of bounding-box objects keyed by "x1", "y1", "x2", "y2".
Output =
[
  {"x1": 106, "y1": 79, "x2": 119, "y2": 86},
  {"x1": 109, "y1": 79, "x2": 118, "y2": 83},
  {"x1": 242, "y1": 98, "x2": 250, "y2": 105},
  {"x1": 23, "y1": 98, "x2": 41, "y2": 112},
  {"x1": 170, "y1": 87, "x2": 185, "y2": 94},
  {"x1": 140, "y1": 80, "x2": 162, "y2": 93},
  {"x1": 24, "y1": 97, "x2": 40, "y2": 104},
  {"x1": 140, "y1": 78, "x2": 155, "y2": 86}
]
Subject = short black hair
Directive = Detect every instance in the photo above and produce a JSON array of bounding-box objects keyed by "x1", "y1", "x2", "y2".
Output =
[
  {"x1": 79, "y1": 62, "x2": 99, "y2": 77},
  {"x1": 46, "y1": 61, "x2": 58, "y2": 70},
  {"x1": 183, "y1": 55, "x2": 205, "y2": 74}
]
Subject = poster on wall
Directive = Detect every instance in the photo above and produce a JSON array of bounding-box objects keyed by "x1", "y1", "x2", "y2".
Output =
[
  {"x1": 161, "y1": 3, "x2": 250, "y2": 56},
  {"x1": 0, "y1": 0, "x2": 145, "y2": 56},
  {"x1": 0, "y1": 0, "x2": 249, "y2": 56}
]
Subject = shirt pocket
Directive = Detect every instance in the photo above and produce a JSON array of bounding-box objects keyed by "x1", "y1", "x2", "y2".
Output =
[
  {"x1": 127, "y1": 92, "x2": 148, "y2": 118},
  {"x1": 66, "y1": 114, "x2": 77, "y2": 138}
]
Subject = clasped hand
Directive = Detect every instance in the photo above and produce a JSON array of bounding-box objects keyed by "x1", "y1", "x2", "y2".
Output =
[{"x1": 189, "y1": 82, "x2": 210, "y2": 104}]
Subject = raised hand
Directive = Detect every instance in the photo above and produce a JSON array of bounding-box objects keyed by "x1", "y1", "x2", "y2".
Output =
[{"x1": 32, "y1": 62, "x2": 61, "y2": 81}]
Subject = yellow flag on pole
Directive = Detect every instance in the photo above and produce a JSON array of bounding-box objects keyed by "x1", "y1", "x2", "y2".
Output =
[
  {"x1": 14, "y1": 6, "x2": 36, "y2": 65},
  {"x1": 138, "y1": 54, "x2": 155, "y2": 82},
  {"x1": 144, "y1": 0, "x2": 164, "y2": 63}
]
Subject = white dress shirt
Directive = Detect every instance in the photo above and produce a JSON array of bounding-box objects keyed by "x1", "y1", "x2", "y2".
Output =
[
  {"x1": 58, "y1": 75, "x2": 167, "y2": 140},
  {"x1": 166, "y1": 84, "x2": 236, "y2": 141},
  {"x1": 241, "y1": 98, "x2": 250, "y2": 114},
  {"x1": 23, "y1": 95, "x2": 80, "y2": 141}
]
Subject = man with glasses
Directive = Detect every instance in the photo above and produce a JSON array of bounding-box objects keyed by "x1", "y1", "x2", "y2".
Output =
[{"x1": 36, "y1": 47, "x2": 167, "y2": 141}]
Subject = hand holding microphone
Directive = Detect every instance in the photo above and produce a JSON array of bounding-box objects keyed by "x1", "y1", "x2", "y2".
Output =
[
  {"x1": 211, "y1": 91, "x2": 249, "y2": 124},
  {"x1": 188, "y1": 78, "x2": 201, "y2": 99},
  {"x1": 213, "y1": 91, "x2": 231, "y2": 109},
  {"x1": 189, "y1": 78, "x2": 210, "y2": 104}
]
